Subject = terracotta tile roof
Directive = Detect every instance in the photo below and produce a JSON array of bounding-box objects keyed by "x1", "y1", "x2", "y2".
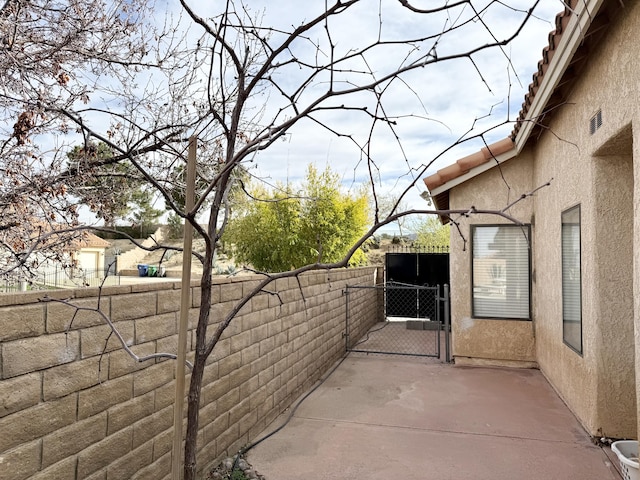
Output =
[
  {"x1": 71, "y1": 232, "x2": 111, "y2": 249},
  {"x1": 26, "y1": 221, "x2": 111, "y2": 250},
  {"x1": 423, "y1": 0, "x2": 586, "y2": 196},
  {"x1": 510, "y1": 0, "x2": 578, "y2": 140},
  {"x1": 423, "y1": 137, "x2": 515, "y2": 192}
]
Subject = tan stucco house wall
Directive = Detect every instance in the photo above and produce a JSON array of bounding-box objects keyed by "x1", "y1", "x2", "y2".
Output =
[
  {"x1": 527, "y1": 3, "x2": 637, "y2": 438},
  {"x1": 449, "y1": 152, "x2": 537, "y2": 368},
  {"x1": 425, "y1": 0, "x2": 638, "y2": 440}
]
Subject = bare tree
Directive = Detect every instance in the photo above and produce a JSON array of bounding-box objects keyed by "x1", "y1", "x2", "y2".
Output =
[
  {"x1": 1, "y1": 0, "x2": 550, "y2": 477},
  {"x1": 375, "y1": 193, "x2": 411, "y2": 239},
  {"x1": 0, "y1": 0, "x2": 170, "y2": 279}
]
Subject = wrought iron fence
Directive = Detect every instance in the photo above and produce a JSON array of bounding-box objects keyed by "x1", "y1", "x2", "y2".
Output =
[
  {"x1": 0, "y1": 266, "x2": 122, "y2": 292},
  {"x1": 386, "y1": 244, "x2": 449, "y2": 254}
]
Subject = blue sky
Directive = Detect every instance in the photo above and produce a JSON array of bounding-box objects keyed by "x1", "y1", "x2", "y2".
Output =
[
  {"x1": 206, "y1": 0, "x2": 565, "y2": 215},
  {"x1": 72, "y1": 0, "x2": 564, "y2": 229}
]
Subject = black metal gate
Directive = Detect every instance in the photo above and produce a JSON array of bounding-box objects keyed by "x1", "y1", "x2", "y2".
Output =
[
  {"x1": 385, "y1": 249, "x2": 450, "y2": 286},
  {"x1": 345, "y1": 283, "x2": 450, "y2": 360},
  {"x1": 385, "y1": 250, "x2": 450, "y2": 323}
]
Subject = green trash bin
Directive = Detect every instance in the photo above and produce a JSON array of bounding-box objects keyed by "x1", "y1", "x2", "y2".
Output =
[{"x1": 148, "y1": 265, "x2": 158, "y2": 277}]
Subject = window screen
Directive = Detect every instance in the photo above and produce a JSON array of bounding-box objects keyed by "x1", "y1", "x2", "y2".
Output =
[
  {"x1": 562, "y1": 206, "x2": 582, "y2": 354},
  {"x1": 472, "y1": 225, "x2": 530, "y2": 319}
]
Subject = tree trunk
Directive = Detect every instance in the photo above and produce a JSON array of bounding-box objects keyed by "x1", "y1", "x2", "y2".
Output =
[
  {"x1": 183, "y1": 350, "x2": 206, "y2": 480},
  {"x1": 183, "y1": 261, "x2": 213, "y2": 480}
]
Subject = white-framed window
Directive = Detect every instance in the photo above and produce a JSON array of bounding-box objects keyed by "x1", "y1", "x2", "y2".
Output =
[
  {"x1": 562, "y1": 205, "x2": 582, "y2": 354},
  {"x1": 471, "y1": 225, "x2": 531, "y2": 320}
]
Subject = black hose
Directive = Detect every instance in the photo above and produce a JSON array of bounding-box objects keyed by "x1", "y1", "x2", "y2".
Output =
[{"x1": 353, "y1": 321, "x2": 389, "y2": 347}]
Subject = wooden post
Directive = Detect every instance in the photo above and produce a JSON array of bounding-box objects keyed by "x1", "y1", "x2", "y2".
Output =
[{"x1": 172, "y1": 136, "x2": 197, "y2": 480}]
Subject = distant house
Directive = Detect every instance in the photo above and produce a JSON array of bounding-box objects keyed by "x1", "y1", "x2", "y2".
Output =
[
  {"x1": 424, "y1": 0, "x2": 637, "y2": 440},
  {"x1": 32, "y1": 231, "x2": 112, "y2": 289},
  {"x1": 73, "y1": 232, "x2": 111, "y2": 272}
]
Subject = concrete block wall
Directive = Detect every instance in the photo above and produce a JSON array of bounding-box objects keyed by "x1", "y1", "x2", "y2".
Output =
[
  {"x1": 0, "y1": 266, "x2": 380, "y2": 480},
  {"x1": 344, "y1": 283, "x2": 385, "y2": 349}
]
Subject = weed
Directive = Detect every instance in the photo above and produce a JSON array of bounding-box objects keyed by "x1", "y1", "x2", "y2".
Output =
[{"x1": 229, "y1": 469, "x2": 248, "y2": 480}]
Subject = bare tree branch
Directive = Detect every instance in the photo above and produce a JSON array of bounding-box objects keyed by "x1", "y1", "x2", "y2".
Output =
[
  {"x1": 40, "y1": 296, "x2": 194, "y2": 369},
  {"x1": 0, "y1": 1, "x2": 560, "y2": 477}
]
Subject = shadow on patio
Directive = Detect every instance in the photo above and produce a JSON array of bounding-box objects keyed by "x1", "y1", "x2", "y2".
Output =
[{"x1": 248, "y1": 355, "x2": 623, "y2": 480}]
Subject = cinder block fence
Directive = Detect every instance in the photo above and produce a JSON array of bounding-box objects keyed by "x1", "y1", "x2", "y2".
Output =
[{"x1": 0, "y1": 267, "x2": 381, "y2": 480}]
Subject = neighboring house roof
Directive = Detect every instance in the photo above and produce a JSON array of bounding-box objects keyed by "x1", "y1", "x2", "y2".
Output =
[
  {"x1": 78, "y1": 233, "x2": 111, "y2": 249},
  {"x1": 80, "y1": 233, "x2": 111, "y2": 248},
  {"x1": 25, "y1": 221, "x2": 111, "y2": 251},
  {"x1": 423, "y1": 0, "x2": 611, "y2": 213}
]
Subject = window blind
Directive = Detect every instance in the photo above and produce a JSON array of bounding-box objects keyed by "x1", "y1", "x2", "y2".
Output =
[
  {"x1": 472, "y1": 225, "x2": 530, "y2": 319},
  {"x1": 562, "y1": 206, "x2": 582, "y2": 353}
]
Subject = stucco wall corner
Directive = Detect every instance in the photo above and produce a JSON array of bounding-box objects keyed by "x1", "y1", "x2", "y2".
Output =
[{"x1": 453, "y1": 316, "x2": 536, "y2": 365}]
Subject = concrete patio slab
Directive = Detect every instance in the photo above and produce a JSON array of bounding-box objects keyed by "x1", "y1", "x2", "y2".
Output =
[{"x1": 248, "y1": 355, "x2": 622, "y2": 480}]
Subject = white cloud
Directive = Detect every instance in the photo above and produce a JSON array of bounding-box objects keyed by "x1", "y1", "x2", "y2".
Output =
[
  {"x1": 67, "y1": 0, "x2": 564, "y2": 226},
  {"x1": 234, "y1": 0, "x2": 564, "y2": 212}
]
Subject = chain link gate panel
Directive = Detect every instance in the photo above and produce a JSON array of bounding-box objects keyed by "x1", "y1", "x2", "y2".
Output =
[{"x1": 345, "y1": 284, "x2": 450, "y2": 359}]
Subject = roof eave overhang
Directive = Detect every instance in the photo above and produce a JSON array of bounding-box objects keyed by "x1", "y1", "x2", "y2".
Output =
[
  {"x1": 514, "y1": 0, "x2": 606, "y2": 152},
  {"x1": 429, "y1": 148, "x2": 517, "y2": 199},
  {"x1": 425, "y1": 0, "x2": 606, "y2": 209}
]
